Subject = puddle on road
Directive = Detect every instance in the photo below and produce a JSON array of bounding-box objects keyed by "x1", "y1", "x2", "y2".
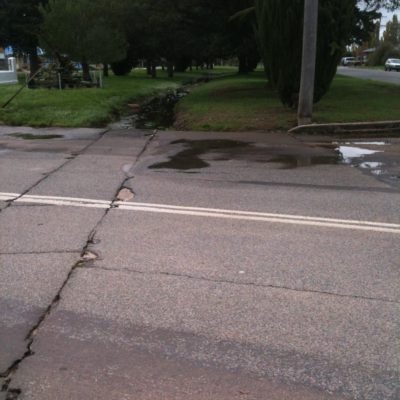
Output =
[
  {"x1": 148, "y1": 138, "x2": 398, "y2": 188},
  {"x1": 149, "y1": 139, "x2": 340, "y2": 171},
  {"x1": 0, "y1": 147, "x2": 11, "y2": 155},
  {"x1": 334, "y1": 141, "x2": 400, "y2": 186},
  {"x1": 343, "y1": 141, "x2": 388, "y2": 146},
  {"x1": 360, "y1": 162, "x2": 385, "y2": 175},
  {"x1": 337, "y1": 146, "x2": 383, "y2": 164},
  {"x1": 267, "y1": 154, "x2": 338, "y2": 169},
  {"x1": 8, "y1": 133, "x2": 64, "y2": 140},
  {"x1": 149, "y1": 139, "x2": 250, "y2": 171}
]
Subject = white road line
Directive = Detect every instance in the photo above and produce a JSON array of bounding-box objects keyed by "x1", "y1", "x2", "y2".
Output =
[
  {"x1": 117, "y1": 205, "x2": 400, "y2": 234},
  {"x1": 1, "y1": 192, "x2": 399, "y2": 234},
  {"x1": 0, "y1": 193, "x2": 19, "y2": 201},
  {"x1": 115, "y1": 201, "x2": 400, "y2": 228},
  {"x1": 25, "y1": 194, "x2": 111, "y2": 204},
  {"x1": 15, "y1": 197, "x2": 110, "y2": 209}
]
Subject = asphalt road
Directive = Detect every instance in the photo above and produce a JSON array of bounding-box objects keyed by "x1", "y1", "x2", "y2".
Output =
[
  {"x1": 0, "y1": 126, "x2": 399, "y2": 400},
  {"x1": 337, "y1": 66, "x2": 400, "y2": 85}
]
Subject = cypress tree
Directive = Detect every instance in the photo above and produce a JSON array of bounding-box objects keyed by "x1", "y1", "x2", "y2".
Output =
[{"x1": 256, "y1": 0, "x2": 356, "y2": 107}]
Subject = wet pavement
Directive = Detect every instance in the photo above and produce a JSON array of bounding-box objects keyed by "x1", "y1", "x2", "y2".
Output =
[{"x1": 0, "y1": 126, "x2": 399, "y2": 400}]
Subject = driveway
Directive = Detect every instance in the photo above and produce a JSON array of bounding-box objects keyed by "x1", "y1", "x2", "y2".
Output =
[
  {"x1": 0, "y1": 126, "x2": 399, "y2": 400},
  {"x1": 337, "y1": 66, "x2": 400, "y2": 85}
]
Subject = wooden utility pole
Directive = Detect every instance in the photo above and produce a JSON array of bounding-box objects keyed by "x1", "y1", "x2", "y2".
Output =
[{"x1": 298, "y1": 0, "x2": 319, "y2": 126}]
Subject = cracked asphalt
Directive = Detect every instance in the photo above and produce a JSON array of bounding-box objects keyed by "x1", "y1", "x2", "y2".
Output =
[{"x1": 0, "y1": 126, "x2": 399, "y2": 400}]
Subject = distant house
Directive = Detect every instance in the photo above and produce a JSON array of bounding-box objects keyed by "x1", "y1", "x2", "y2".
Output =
[
  {"x1": 361, "y1": 48, "x2": 376, "y2": 63},
  {"x1": 0, "y1": 47, "x2": 7, "y2": 71},
  {"x1": 0, "y1": 47, "x2": 17, "y2": 84}
]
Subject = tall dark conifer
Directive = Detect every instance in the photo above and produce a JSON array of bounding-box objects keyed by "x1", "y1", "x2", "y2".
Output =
[{"x1": 256, "y1": 0, "x2": 357, "y2": 107}]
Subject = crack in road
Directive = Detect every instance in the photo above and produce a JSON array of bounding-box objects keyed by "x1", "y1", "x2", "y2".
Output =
[
  {"x1": 0, "y1": 131, "x2": 156, "y2": 399},
  {"x1": 84, "y1": 265, "x2": 400, "y2": 305},
  {"x1": 0, "y1": 129, "x2": 110, "y2": 216}
]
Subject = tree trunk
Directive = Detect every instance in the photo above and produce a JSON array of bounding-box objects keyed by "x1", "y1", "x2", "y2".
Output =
[
  {"x1": 167, "y1": 62, "x2": 174, "y2": 78},
  {"x1": 29, "y1": 47, "x2": 40, "y2": 77},
  {"x1": 146, "y1": 61, "x2": 151, "y2": 75},
  {"x1": 103, "y1": 63, "x2": 109, "y2": 77},
  {"x1": 82, "y1": 58, "x2": 91, "y2": 81},
  {"x1": 238, "y1": 55, "x2": 248, "y2": 74},
  {"x1": 151, "y1": 64, "x2": 157, "y2": 78}
]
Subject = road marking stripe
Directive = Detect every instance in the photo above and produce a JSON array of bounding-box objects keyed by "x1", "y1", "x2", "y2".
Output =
[
  {"x1": 115, "y1": 201, "x2": 400, "y2": 228},
  {"x1": 23, "y1": 194, "x2": 111, "y2": 205},
  {"x1": 0, "y1": 193, "x2": 19, "y2": 201},
  {"x1": 15, "y1": 197, "x2": 110, "y2": 209},
  {"x1": 117, "y1": 205, "x2": 400, "y2": 234},
  {"x1": 1, "y1": 192, "x2": 399, "y2": 234}
]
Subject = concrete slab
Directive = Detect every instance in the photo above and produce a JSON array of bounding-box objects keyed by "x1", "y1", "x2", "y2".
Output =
[
  {"x1": 27, "y1": 132, "x2": 150, "y2": 200},
  {"x1": 0, "y1": 150, "x2": 69, "y2": 194},
  {"x1": 92, "y1": 209, "x2": 400, "y2": 302},
  {"x1": 134, "y1": 131, "x2": 391, "y2": 190},
  {"x1": 0, "y1": 126, "x2": 104, "y2": 140},
  {"x1": 84, "y1": 129, "x2": 149, "y2": 157},
  {"x1": 27, "y1": 168, "x2": 127, "y2": 201},
  {"x1": 129, "y1": 173, "x2": 400, "y2": 224},
  {"x1": 1, "y1": 128, "x2": 398, "y2": 400},
  {"x1": 10, "y1": 268, "x2": 399, "y2": 400},
  {"x1": 11, "y1": 314, "x2": 345, "y2": 400},
  {"x1": 0, "y1": 252, "x2": 78, "y2": 374},
  {"x1": 0, "y1": 205, "x2": 104, "y2": 253},
  {"x1": 126, "y1": 130, "x2": 400, "y2": 226},
  {"x1": 0, "y1": 139, "x2": 93, "y2": 155}
]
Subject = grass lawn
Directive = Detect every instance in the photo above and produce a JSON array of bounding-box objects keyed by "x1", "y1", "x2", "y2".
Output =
[
  {"x1": 1, "y1": 67, "x2": 399, "y2": 130},
  {"x1": 175, "y1": 73, "x2": 400, "y2": 131},
  {"x1": 313, "y1": 76, "x2": 400, "y2": 123},
  {"x1": 0, "y1": 67, "x2": 236, "y2": 127}
]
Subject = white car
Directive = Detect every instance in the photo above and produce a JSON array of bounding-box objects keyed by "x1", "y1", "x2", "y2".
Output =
[
  {"x1": 341, "y1": 57, "x2": 356, "y2": 66},
  {"x1": 385, "y1": 58, "x2": 400, "y2": 71}
]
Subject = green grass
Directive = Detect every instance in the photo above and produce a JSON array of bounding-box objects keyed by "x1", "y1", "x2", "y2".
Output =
[
  {"x1": 175, "y1": 73, "x2": 296, "y2": 131},
  {"x1": 0, "y1": 67, "x2": 235, "y2": 127},
  {"x1": 314, "y1": 75, "x2": 400, "y2": 123},
  {"x1": 1, "y1": 67, "x2": 399, "y2": 130},
  {"x1": 175, "y1": 73, "x2": 400, "y2": 131}
]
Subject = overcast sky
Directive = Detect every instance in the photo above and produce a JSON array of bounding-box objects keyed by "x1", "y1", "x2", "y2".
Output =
[{"x1": 380, "y1": 8, "x2": 398, "y2": 36}]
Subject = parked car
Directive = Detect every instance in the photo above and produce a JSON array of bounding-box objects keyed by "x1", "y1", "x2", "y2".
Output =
[
  {"x1": 340, "y1": 57, "x2": 362, "y2": 66},
  {"x1": 384, "y1": 58, "x2": 400, "y2": 71}
]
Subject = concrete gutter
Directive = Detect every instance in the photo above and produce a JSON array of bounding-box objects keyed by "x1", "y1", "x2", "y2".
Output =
[{"x1": 289, "y1": 120, "x2": 400, "y2": 136}]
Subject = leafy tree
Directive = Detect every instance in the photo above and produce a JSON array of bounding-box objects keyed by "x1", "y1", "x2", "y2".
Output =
[
  {"x1": 369, "y1": 14, "x2": 400, "y2": 65},
  {"x1": 0, "y1": 0, "x2": 47, "y2": 75},
  {"x1": 108, "y1": 0, "x2": 260, "y2": 77},
  {"x1": 363, "y1": 0, "x2": 400, "y2": 11},
  {"x1": 349, "y1": 6, "x2": 381, "y2": 45},
  {"x1": 40, "y1": 0, "x2": 127, "y2": 80},
  {"x1": 383, "y1": 14, "x2": 400, "y2": 45}
]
